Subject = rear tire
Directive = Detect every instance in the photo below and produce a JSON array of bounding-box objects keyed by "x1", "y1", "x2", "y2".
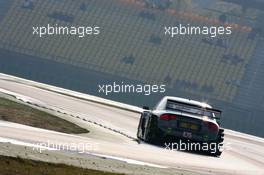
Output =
[
  {"x1": 137, "y1": 114, "x2": 162, "y2": 144},
  {"x1": 209, "y1": 128, "x2": 224, "y2": 157},
  {"x1": 137, "y1": 114, "x2": 145, "y2": 140},
  {"x1": 144, "y1": 116, "x2": 159, "y2": 144}
]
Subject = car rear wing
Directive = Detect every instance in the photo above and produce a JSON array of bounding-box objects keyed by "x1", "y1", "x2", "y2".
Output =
[
  {"x1": 204, "y1": 108, "x2": 222, "y2": 120},
  {"x1": 166, "y1": 100, "x2": 222, "y2": 119}
]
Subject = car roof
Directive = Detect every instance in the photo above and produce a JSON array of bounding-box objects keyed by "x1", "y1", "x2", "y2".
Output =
[{"x1": 164, "y1": 96, "x2": 212, "y2": 109}]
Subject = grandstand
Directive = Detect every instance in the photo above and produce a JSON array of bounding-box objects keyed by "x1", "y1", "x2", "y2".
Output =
[
  {"x1": 0, "y1": 1, "x2": 12, "y2": 21},
  {"x1": 0, "y1": 0, "x2": 263, "y2": 136},
  {"x1": 0, "y1": 0, "x2": 258, "y2": 102}
]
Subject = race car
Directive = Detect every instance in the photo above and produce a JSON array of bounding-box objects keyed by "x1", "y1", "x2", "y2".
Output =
[{"x1": 137, "y1": 96, "x2": 224, "y2": 157}]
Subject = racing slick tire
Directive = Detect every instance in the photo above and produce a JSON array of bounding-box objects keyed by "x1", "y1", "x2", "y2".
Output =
[
  {"x1": 209, "y1": 128, "x2": 224, "y2": 157},
  {"x1": 137, "y1": 114, "x2": 160, "y2": 144},
  {"x1": 144, "y1": 116, "x2": 158, "y2": 143},
  {"x1": 137, "y1": 114, "x2": 144, "y2": 140}
]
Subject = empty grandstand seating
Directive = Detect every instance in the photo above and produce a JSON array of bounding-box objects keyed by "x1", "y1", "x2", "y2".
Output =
[{"x1": 0, "y1": 0, "x2": 259, "y2": 103}]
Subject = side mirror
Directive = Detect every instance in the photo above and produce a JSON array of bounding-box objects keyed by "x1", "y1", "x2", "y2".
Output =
[{"x1": 143, "y1": 106, "x2": 150, "y2": 110}]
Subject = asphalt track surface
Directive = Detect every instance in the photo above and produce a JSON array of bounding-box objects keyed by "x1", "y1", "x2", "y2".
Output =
[{"x1": 0, "y1": 76, "x2": 263, "y2": 175}]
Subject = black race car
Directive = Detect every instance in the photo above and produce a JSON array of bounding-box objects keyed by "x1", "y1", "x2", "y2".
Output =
[{"x1": 137, "y1": 96, "x2": 225, "y2": 157}]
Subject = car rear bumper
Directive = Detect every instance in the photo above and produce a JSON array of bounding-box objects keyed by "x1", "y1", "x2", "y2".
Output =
[{"x1": 158, "y1": 127, "x2": 218, "y2": 142}]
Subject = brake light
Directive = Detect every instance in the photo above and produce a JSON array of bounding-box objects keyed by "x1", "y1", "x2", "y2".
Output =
[
  {"x1": 160, "y1": 114, "x2": 177, "y2": 120},
  {"x1": 204, "y1": 121, "x2": 218, "y2": 132}
]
